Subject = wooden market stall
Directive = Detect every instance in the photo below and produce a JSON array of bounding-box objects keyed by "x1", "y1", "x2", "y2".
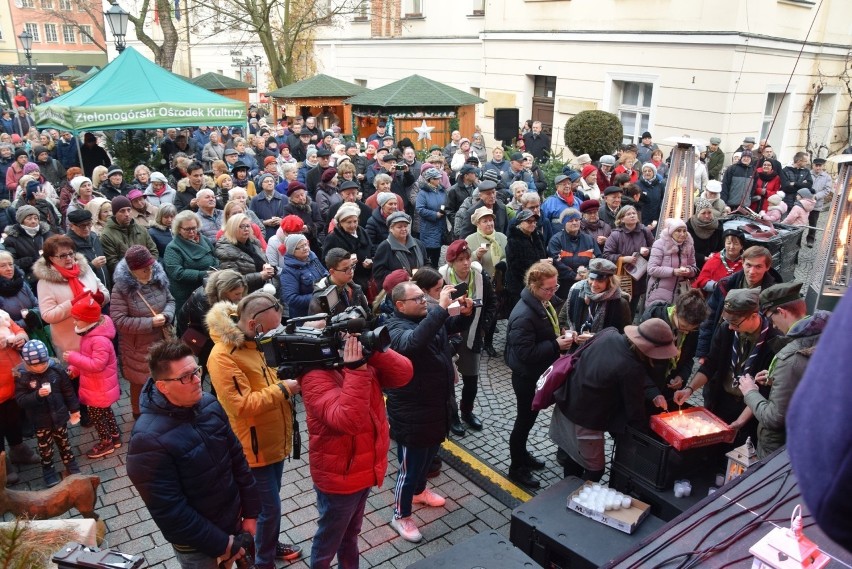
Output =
[
  {"x1": 55, "y1": 68, "x2": 86, "y2": 93},
  {"x1": 343, "y1": 75, "x2": 485, "y2": 151},
  {"x1": 188, "y1": 72, "x2": 251, "y2": 106},
  {"x1": 267, "y1": 74, "x2": 367, "y2": 133}
]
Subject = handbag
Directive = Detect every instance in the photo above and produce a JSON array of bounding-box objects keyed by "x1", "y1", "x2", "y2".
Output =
[
  {"x1": 531, "y1": 329, "x2": 604, "y2": 411},
  {"x1": 136, "y1": 291, "x2": 176, "y2": 341},
  {"x1": 181, "y1": 327, "x2": 209, "y2": 356}
]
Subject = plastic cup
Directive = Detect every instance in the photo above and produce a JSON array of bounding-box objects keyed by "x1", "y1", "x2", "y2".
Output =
[{"x1": 42, "y1": 382, "x2": 51, "y2": 394}]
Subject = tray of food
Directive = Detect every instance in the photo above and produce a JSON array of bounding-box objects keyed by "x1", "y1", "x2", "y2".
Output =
[{"x1": 649, "y1": 407, "x2": 735, "y2": 451}]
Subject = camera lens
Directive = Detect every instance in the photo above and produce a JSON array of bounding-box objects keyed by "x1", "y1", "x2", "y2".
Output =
[{"x1": 360, "y1": 326, "x2": 390, "y2": 353}]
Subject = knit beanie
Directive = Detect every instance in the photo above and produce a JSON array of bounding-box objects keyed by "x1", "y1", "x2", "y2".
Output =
[
  {"x1": 15, "y1": 204, "x2": 38, "y2": 224},
  {"x1": 280, "y1": 215, "x2": 304, "y2": 233},
  {"x1": 124, "y1": 244, "x2": 155, "y2": 271},
  {"x1": 111, "y1": 195, "x2": 132, "y2": 215},
  {"x1": 21, "y1": 340, "x2": 50, "y2": 366},
  {"x1": 25, "y1": 180, "x2": 40, "y2": 200},
  {"x1": 216, "y1": 173, "x2": 231, "y2": 187},
  {"x1": 377, "y1": 192, "x2": 396, "y2": 208},
  {"x1": 581, "y1": 164, "x2": 597, "y2": 179},
  {"x1": 70, "y1": 176, "x2": 92, "y2": 193},
  {"x1": 321, "y1": 168, "x2": 338, "y2": 184},
  {"x1": 335, "y1": 203, "x2": 360, "y2": 223},
  {"x1": 14, "y1": 148, "x2": 27, "y2": 159},
  {"x1": 768, "y1": 192, "x2": 784, "y2": 206},
  {"x1": 22, "y1": 162, "x2": 40, "y2": 175},
  {"x1": 256, "y1": 173, "x2": 275, "y2": 189},
  {"x1": 694, "y1": 198, "x2": 715, "y2": 213},
  {"x1": 284, "y1": 233, "x2": 307, "y2": 255},
  {"x1": 71, "y1": 293, "x2": 102, "y2": 324},
  {"x1": 642, "y1": 162, "x2": 658, "y2": 177}
]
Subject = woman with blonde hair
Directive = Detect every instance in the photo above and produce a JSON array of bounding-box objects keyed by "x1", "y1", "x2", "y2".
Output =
[
  {"x1": 85, "y1": 197, "x2": 111, "y2": 235},
  {"x1": 217, "y1": 200, "x2": 267, "y2": 248},
  {"x1": 214, "y1": 213, "x2": 276, "y2": 293},
  {"x1": 91, "y1": 165, "x2": 109, "y2": 189}
]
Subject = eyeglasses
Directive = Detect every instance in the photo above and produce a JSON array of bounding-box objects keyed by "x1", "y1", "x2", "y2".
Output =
[
  {"x1": 51, "y1": 252, "x2": 75, "y2": 260},
  {"x1": 179, "y1": 226, "x2": 198, "y2": 233},
  {"x1": 252, "y1": 301, "x2": 282, "y2": 320},
  {"x1": 537, "y1": 284, "x2": 560, "y2": 294},
  {"x1": 72, "y1": 222, "x2": 93, "y2": 228},
  {"x1": 723, "y1": 315, "x2": 749, "y2": 327},
  {"x1": 238, "y1": 224, "x2": 252, "y2": 230},
  {"x1": 294, "y1": 243, "x2": 310, "y2": 251},
  {"x1": 331, "y1": 265, "x2": 355, "y2": 274},
  {"x1": 401, "y1": 294, "x2": 427, "y2": 304},
  {"x1": 159, "y1": 366, "x2": 202, "y2": 384}
]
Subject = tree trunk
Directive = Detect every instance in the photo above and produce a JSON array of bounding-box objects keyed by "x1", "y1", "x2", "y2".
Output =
[{"x1": 156, "y1": 0, "x2": 179, "y2": 70}]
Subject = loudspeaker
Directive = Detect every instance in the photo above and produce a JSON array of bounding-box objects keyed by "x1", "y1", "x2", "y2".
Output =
[{"x1": 494, "y1": 108, "x2": 520, "y2": 141}]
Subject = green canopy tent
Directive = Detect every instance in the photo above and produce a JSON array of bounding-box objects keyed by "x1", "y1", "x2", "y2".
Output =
[{"x1": 33, "y1": 46, "x2": 246, "y2": 133}]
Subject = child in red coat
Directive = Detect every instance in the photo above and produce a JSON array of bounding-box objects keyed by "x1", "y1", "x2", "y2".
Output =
[{"x1": 63, "y1": 292, "x2": 121, "y2": 459}]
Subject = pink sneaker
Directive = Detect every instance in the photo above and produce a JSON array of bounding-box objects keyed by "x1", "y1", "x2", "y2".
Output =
[
  {"x1": 390, "y1": 516, "x2": 423, "y2": 543},
  {"x1": 413, "y1": 488, "x2": 446, "y2": 507}
]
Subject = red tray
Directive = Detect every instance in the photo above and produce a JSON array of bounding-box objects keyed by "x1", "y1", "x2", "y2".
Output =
[{"x1": 650, "y1": 407, "x2": 735, "y2": 451}]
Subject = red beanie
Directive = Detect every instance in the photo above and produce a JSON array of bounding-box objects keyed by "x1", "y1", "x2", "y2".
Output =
[
  {"x1": 71, "y1": 293, "x2": 102, "y2": 324},
  {"x1": 581, "y1": 164, "x2": 597, "y2": 179},
  {"x1": 321, "y1": 168, "x2": 338, "y2": 184},
  {"x1": 280, "y1": 214, "x2": 305, "y2": 233}
]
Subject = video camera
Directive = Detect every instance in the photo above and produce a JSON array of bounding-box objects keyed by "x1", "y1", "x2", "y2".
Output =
[{"x1": 257, "y1": 305, "x2": 390, "y2": 378}]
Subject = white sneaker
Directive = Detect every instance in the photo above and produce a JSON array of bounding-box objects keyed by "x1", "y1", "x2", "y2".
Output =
[
  {"x1": 390, "y1": 516, "x2": 423, "y2": 542},
  {"x1": 413, "y1": 488, "x2": 446, "y2": 507}
]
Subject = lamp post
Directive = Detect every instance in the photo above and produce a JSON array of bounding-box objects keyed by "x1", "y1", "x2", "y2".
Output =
[
  {"x1": 104, "y1": 0, "x2": 129, "y2": 54},
  {"x1": 18, "y1": 29, "x2": 33, "y2": 80}
]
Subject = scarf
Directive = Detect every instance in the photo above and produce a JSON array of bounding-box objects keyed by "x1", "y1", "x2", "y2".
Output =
[
  {"x1": 731, "y1": 315, "x2": 771, "y2": 378},
  {"x1": 23, "y1": 225, "x2": 40, "y2": 237},
  {"x1": 574, "y1": 279, "x2": 622, "y2": 333},
  {"x1": 0, "y1": 269, "x2": 25, "y2": 297},
  {"x1": 665, "y1": 306, "x2": 688, "y2": 377},
  {"x1": 153, "y1": 184, "x2": 167, "y2": 197},
  {"x1": 476, "y1": 229, "x2": 504, "y2": 264},
  {"x1": 719, "y1": 250, "x2": 740, "y2": 275},
  {"x1": 543, "y1": 300, "x2": 560, "y2": 336},
  {"x1": 757, "y1": 169, "x2": 778, "y2": 182},
  {"x1": 690, "y1": 215, "x2": 718, "y2": 240},
  {"x1": 446, "y1": 267, "x2": 476, "y2": 297},
  {"x1": 236, "y1": 240, "x2": 267, "y2": 271},
  {"x1": 53, "y1": 261, "x2": 86, "y2": 298}
]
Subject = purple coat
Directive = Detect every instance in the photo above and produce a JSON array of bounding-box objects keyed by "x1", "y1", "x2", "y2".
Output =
[
  {"x1": 602, "y1": 224, "x2": 655, "y2": 295},
  {"x1": 645, "y1": 222, "x2": 698, "y2": 305},
  {"x1": 65, "y1": 316, "x2": 120, "y2": 408}
]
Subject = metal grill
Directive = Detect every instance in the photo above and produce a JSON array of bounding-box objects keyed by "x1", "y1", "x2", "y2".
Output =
[{"x1": 658, "y1": 138, "x2": 701, "y2": 230}]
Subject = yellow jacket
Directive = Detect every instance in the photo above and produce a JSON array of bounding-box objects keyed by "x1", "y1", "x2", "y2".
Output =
[{"x1": 206, "y1": 301, "x2": 292, "y2": 467}]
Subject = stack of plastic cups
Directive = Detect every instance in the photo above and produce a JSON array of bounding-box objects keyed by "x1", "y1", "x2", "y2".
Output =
[{"x1": 673, "y1": 480, "x2": 693, "y2": 498}]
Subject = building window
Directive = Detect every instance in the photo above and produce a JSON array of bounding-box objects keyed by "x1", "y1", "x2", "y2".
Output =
[
  {"x1": 24, "y1": 23, "x2": 40, "y2": 42},
  {"x1": 472, "y1": 0, "x2": 485, "y2": 14},
  {"x1": 63, "y1": 25, "x2": 76, "y2": 43},
  {"x1": 534, "y1": 75, "x2": 556, "y2": 99},
  {"x1": 612, "y1": 81, "x2": 653, "y2": 144},
  {"x1": 44, "y1": 23, "x2": 58, "y2": 43},
  {"x1": 21, "y1": 0, "x2": 35, "y2": 7},
  {"x1": 77, "y1": 0, "x2": 86, "y2": 11},
  {"x1": 354, "y1": 78, "x2": 367, "y2": 88},
  {"x1": 809, "y1": 92, "x2": 836, "y2": 156},
  {"x1": 403, "y1": 0, "x2": 422, "y2": 17},
  {"x1": 354, "y1": 1, "x2": 368, "y2": 19},
  {"x1": 41, "y1": 0, "x2": 53, "y2": 8},
  {"x1": 60, "y1": 0, "x2": 72, "y2": 8},
  {"x1": 79, "y1": 25, "x2": 93, "y2": 43},
  {"x1": 760, "y1": 92, "x2": 791, "y2": 148}
]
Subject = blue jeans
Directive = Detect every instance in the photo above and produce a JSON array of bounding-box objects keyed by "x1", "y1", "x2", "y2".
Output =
[
  {"x1": 172, "y1": 548, "x2": 218, "y2": 569},
  {"x1": 311, "y1": 486, "x2": 370, "y2": 569},
  {"x1": 252, "y1": 460, "x2": 285, "y2": 567},
  {"x1": 393, "y1": 443, "x2": 440, "y2": 519}
]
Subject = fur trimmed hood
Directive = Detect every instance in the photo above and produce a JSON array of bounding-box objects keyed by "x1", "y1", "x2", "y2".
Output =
[
  {"x1": 177, "y1": 176, "x2": 215, "y2": 193},
  {"x1": 205, "y1": 300, "x2": 244, "y2": 348},
  {"x1": 32, "y1": 253, "x2": 94, "y2": 284},
  {"x1": 5, "y1": 220, "x2": 52, "y2": 238},
  {"x1": 112, "y1": 257, "x2": 170, "y2": 293}
]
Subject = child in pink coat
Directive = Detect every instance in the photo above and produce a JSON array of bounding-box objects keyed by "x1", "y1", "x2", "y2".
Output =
[
  {"x1": 782, "y1": 188, "x2": 816, "y2": 226},
  {"x1": 759, "y1": 192, "x2": 787, "y2": 222},
  {"x1": 63, "y1": 292, "x2": 121, "y2": 459}
]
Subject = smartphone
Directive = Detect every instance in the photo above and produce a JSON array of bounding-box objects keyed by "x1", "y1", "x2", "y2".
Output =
[
  {"x1": 394, "y1": 164, "x2": 406, "y2": 171},
  {"x1": 451, "y1": 282, "x2": 468, "y2": 299}
]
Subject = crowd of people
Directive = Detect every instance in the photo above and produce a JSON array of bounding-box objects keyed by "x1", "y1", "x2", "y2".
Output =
[{"x1": 0, "y1": 115, "x2": 839, "y2": 568}]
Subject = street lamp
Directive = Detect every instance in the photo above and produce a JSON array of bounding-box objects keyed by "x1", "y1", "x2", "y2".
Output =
[
  {"x1": 18, "y1": 29, "x2": 33, "y2": 79},
  {"x1": 104, "y1": 0, "x2": 129, "y2": 54}
]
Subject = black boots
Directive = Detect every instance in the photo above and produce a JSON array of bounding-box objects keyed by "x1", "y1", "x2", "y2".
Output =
[
  {"x1": 461, "y1": 412, "x2": 483, "y2": 431},
  {"x1": 508, "y1": 466, "x2": 541, "y2": 489}
]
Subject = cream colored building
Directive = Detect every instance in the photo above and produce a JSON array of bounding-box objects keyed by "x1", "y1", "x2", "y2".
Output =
[{"x1": 312, "y1": 0, "x2": 851, "y2": 163}]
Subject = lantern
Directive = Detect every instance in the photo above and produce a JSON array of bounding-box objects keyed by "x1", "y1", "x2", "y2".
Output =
[
  {"x1": 805, "y1": 155, "x2": 852, "y2": 312},
  {"x1": 657, "y1": 137, "x2": 706, "y2": 230},
  {"x1": 725, "y1": 436, "x2": 759, "y2": 484},
  {"x1": 749, "y1": 505, "x2": 830, "y2": 569}
]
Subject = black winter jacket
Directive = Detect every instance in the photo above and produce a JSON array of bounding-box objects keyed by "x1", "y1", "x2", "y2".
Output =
[
  {"x1": 126, "y1": 381, "x2": 261, "y2": 558},
  {"x1": 641, "y1": 302, "x2": 698, "y2": 391},
  {"x1": 505, "y1": 224, "x2": 547, "y2": 297},
  {"x1": 4, "y1": 222, "x2": 54, "y2": 287},
  {"x1": 365, "y1": 208, "x2": 390, "y2": 256},
  {"x1": 505, "y1": 287, "x2": 561, "y2": 379},
  {"x1": 14, "y1": 361, "x2": 79, "y2": 429},
  {"x1": 321, "y1": 225, "x2": 373, "y2": 290}
]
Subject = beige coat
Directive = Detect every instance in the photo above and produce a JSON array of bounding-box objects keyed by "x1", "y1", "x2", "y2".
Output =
[{"x1": 32, "y1": 254, "x2": 110, "y2": 356}]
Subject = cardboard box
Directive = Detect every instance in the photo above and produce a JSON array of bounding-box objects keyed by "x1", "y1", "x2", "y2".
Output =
[{"x1": 566, "y1": 483, "x2": 652, "y2": 534}]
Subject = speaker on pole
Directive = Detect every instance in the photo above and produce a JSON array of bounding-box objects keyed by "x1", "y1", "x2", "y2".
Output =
[{"x1": 494, "y1": 108, "x2": 520, "y2": 142}]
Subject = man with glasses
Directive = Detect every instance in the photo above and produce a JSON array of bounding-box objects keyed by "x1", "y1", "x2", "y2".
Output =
[
  {"x1": 127, "y1": 340, "x2": 261, "y2": 569},
  {"x1": 65, "y1": 209, "x2": 110, "y2": 289},
  {"x1": 206, "y1": 291, "x2": 303, "y2": 566},
  {"x1": 384, "y1": 281, "x2": 473, "y2": 542},
  {"x1": 100, "y1": 195, "x2": 159, "y2": 275},
  {"x1": 309, "y1": 248, "x2": 370, "y2": 315},
  {"x1": 674, "y1": 288, "x2": 781, "y2": 445}
]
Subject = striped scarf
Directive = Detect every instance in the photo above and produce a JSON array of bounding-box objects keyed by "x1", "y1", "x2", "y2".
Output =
[{"x1": 731, "y1": 315, "x2": 771, "y2": 377}]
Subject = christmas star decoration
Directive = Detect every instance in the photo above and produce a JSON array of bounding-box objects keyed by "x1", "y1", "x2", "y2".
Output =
[{"x1": 413, "y1": 120, "x2": 435, "y2": 141}]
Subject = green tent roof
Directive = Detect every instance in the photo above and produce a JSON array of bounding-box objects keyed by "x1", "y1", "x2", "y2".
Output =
[
  {"x1": 344, "y1": 75, "x2": 485, "y2": 108},
  {"x1": 33, "y1": 47, "x2": 246, "y2": 132},
  {"x1": 189, "y1": 72, "x2": 250, "y2": 90},
  {"x1": 56, "y1": 68, "x2": 86, "y2": 79},
  {"x1": 268, "y1": 74, "x2": 367, "y2": 99}
]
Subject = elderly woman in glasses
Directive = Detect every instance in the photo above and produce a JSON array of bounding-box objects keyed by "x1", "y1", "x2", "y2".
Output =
[
  {"x1": 32, "y1": 235, "x2": 110, "y2": 357},
  {"x1": 279, "y1": 233, "x2": 328, "y2": 318},
  {"x1": 215, "y1": 213, "x2": 277, "y2": 294},
  {"x1": 559, "y1": 258, "x2": 631, "y2": 337},
  {"x1": 163, "y1": 210, "x2": 219, "y2": 308}
]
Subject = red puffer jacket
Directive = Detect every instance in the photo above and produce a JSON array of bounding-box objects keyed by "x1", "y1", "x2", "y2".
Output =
[
  {"x1": 301, "y1": 348, "x2": 413, "y2": 495},
  {"x1": 65, "y1": 315, "x2": 120, "y2": 408},
  {"x1": 0, "y1": 321, "x2": 26, "y2": 403}
]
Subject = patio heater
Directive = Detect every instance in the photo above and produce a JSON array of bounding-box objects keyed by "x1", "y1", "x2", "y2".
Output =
[
  {"x1": 657, "y1": 137, "x2": 706, "y2": 230},
  {"x1": 805, "y1": 154, "x2": 852, "y2": 312},
  {"x1": 104, "y1": 0, "x2": 129, "y2": 54}
]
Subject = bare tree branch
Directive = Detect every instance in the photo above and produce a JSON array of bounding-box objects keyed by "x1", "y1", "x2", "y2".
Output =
[{"x1": 44, "y1": 0, "x2": 107, "y2": 53}]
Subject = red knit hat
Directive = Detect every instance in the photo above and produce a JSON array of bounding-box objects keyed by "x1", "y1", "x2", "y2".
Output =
[
  {"x1": 581, "y1": 164, "x2": 597, "y2": 179},
  {"x1": 280, "y1": 215, "x2": 305, "y2": 233},
  {"x1": 71, "y1": 292, "x2": 102, "y2": 324},
  {"x1": 264, "y1": 156, "x2": 277, "y2": 166},
  {"x1": 125, "y1": 244, "x2": 155, "y2": 271},
  {"x1": 321, "y1": 168, "x2": 338, "y2": 184}
]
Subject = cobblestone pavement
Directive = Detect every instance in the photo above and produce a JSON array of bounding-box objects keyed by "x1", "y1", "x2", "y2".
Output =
[{"x1": 3, "y1": 226, "x2": 819, "y2": 568}]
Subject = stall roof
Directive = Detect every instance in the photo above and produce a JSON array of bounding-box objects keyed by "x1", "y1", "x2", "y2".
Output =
[
  {"x1": 268, "y1": 74, "x2": 367, "y2": 99},
  {"x1": 189, "y1": 72, "x2": 251, "y2": 90},
  {"x1": 32, "y1": 46, "x2": 246, "y2": 132},
  {"x1": 345, "y1": 74, "x2": 485, "y2": 107},
  {"x1": 56, "y1": 68, "x2": 87, "y2": 79}
]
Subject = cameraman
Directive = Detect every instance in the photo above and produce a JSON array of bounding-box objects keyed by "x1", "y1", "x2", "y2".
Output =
[
  {"x1": 301, "y1": 334, "x2": 413, "y2": 568},
  {"x1": 384, "y1": 282, "x2": 473, "y2": 543},
  {"x1": 206, "y1": 291, "x2": 303, "y2": 567},
  {"x1": 309, "y1": 248, "x2": 370, "y2": 315}
]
